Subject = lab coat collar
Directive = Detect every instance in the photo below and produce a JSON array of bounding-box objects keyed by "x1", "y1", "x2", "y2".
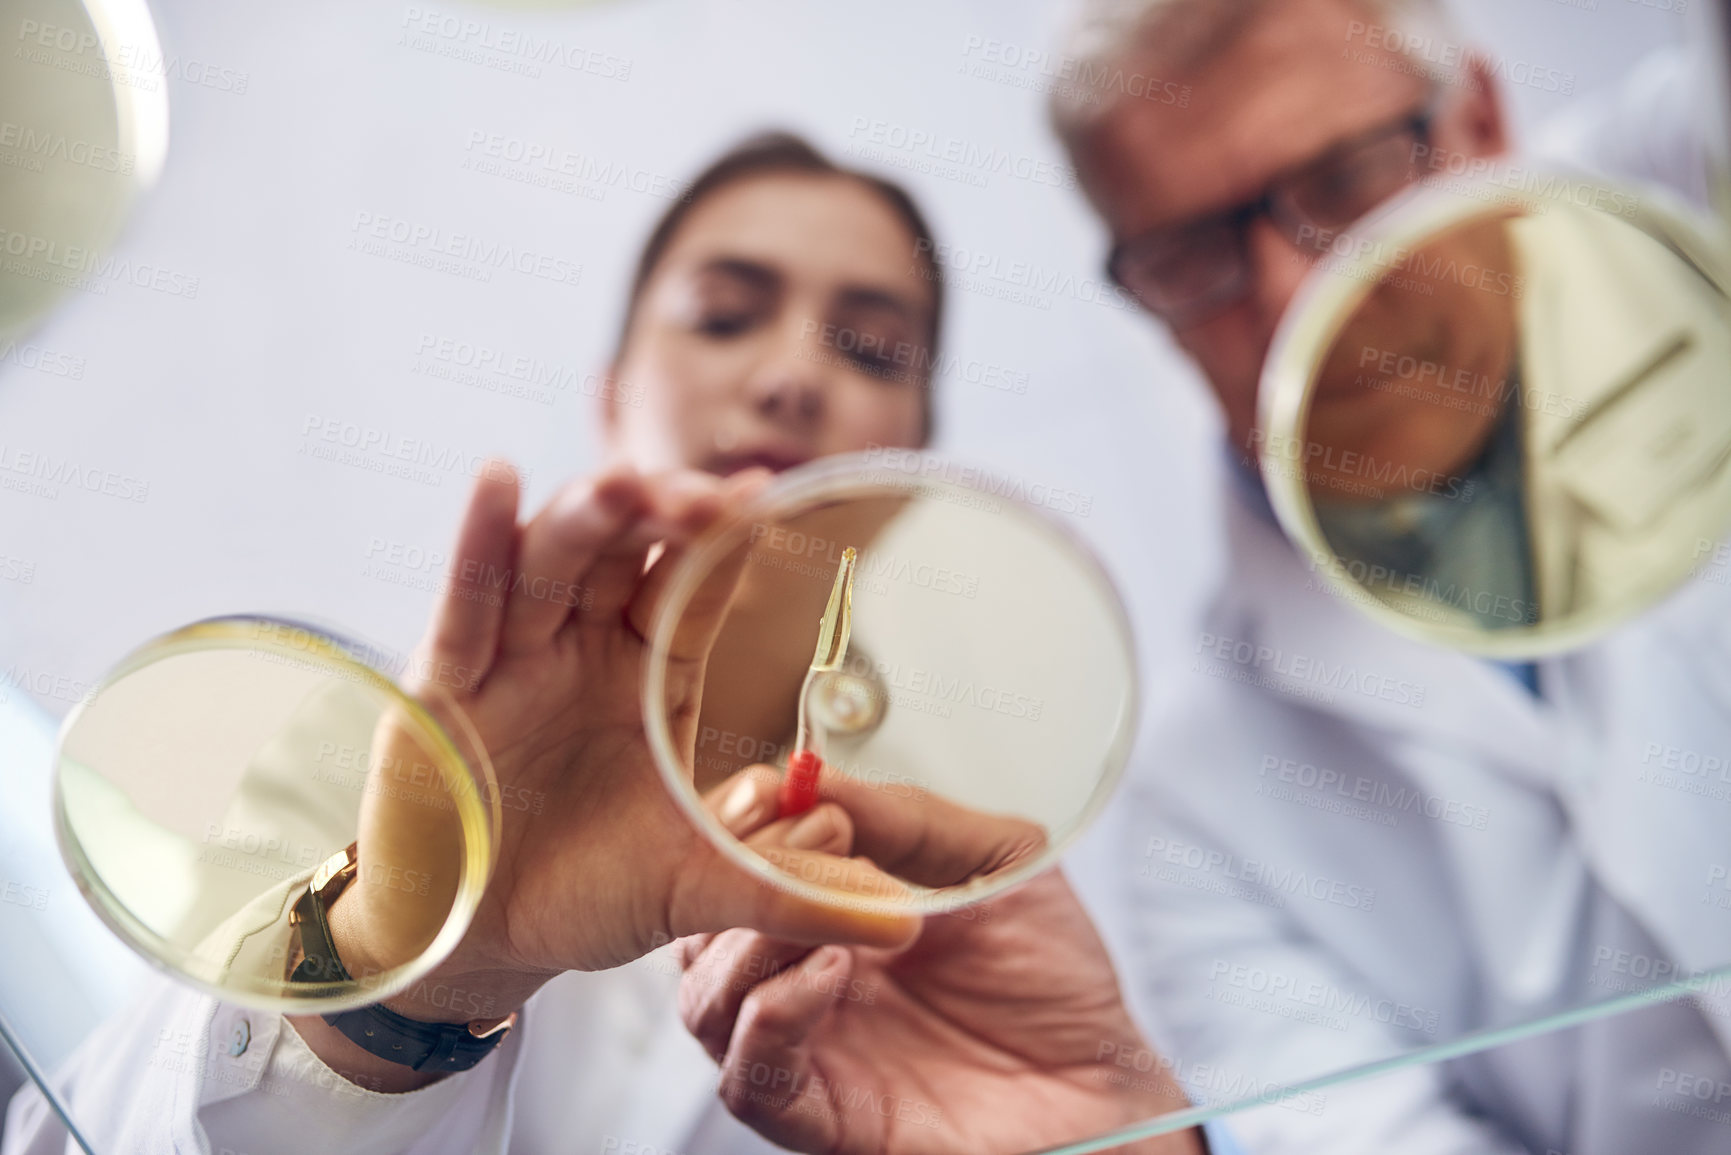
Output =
[{"x1": 1212, "y1": 477, "x2": 1562, "y2": 790}]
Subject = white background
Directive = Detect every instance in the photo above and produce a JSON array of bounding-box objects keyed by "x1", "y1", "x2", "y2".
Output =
[{"x1": 0, "y1": 0, "x2": 1690, "y2": 713}]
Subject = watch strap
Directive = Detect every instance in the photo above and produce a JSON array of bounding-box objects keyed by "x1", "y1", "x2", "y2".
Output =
[
  {"x1": 321, "y1": 1000, "x2": 515, "y2": 1072},
  {"x1": 287, "y1": 843, "x2": 513, "y2": 1073}
]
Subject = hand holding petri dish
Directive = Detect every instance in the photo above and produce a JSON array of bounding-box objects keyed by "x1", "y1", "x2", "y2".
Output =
[{"x1": 49, "y1": 455, "x2": 1140, "y2": 1017}]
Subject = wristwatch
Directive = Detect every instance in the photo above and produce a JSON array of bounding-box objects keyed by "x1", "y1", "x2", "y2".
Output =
[{"x1": 286, "y1": 843, "x2": 515, "y2": 1072}]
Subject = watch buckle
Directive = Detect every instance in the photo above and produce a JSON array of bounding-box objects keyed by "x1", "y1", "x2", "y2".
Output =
[{"x1": 468, "y1": 1011, "x2": 518, "y2": 1040}]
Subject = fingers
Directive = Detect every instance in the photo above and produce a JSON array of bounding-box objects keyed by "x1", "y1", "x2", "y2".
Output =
[
  {"x1": 706, "y1": 765, "x2": 782, "y2": 837},
  {"x1": 743, "y1": 804, "x2": 855, "y2": 860},
  {"x1": 704, "y1": 761, "x2": 1048, "y2": 892},
  {"x1": 578, "y1": 470, "x2": 737, "y2": 626},
  {"x1": 668, "y1": 838, "x2": 918, "y2": 952},
  {"x1": 414, "y1": 462, "x2": 520, "y2": 694},
  {"x1": 499, "y1": 466, "x2": 649, "y2": 657},
  {"x1": 815, "y1": 769, "x2": 1052, "y2": 889},
  {"x1": 679, "y1": 756, "x2": 1041, "y2": 943},
  {"x1": 674, "y1": 932, "x2": 714, "y2": 972},
  {"x1": 683, "y1": 768, "x2": 868, "y2": 1062},
  {"x1": 626, "y1": 468, "x2": 772, "y2": 663},
  {"x1": 703, "y1": 767, "x2": 858, "y2": 858},
  {"x1": 713, "y1": 945, "x2": 851, "y2": 1153},
  {"x1": 667, "y1": 802, "x2": 917, "y2": 952},
  {"x1": 681, "y1": 764, "x2": 917, "y2": 946},
  {"x1": 680, "y1": 928, "x2": 816, "y2": 1063},
  {"x1": 498, "y1": 466, "x2": 768, "y2": 658}
]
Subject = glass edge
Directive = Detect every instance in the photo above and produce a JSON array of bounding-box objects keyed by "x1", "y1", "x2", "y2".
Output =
[{"x1": 1023, "y1": 962, "x2": 1731, "y2": 1155}]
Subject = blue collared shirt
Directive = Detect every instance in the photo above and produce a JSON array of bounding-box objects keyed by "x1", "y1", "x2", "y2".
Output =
[
  {"x1": 1226, "y1": 438, "x2": 1541, "y2": 698},
  {"x1": 1201, "y1": 1117, "x2": 1246, "y2": 1154}
]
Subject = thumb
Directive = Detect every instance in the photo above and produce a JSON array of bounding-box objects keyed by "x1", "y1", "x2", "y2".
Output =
[
  {"x1": 718, "y1": 946, "x2": 854, "y2": 1153},
  {"x1": 668, "y1": 841, "x2": 920, "y2": 952},
  {"x1": 410, "y1": 460, "x2": 519, "y2": 696}
]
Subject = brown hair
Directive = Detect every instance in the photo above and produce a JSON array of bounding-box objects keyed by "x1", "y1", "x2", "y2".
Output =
[{"x1": 614, "y1": 131, "x2": 945, "y2": 431}]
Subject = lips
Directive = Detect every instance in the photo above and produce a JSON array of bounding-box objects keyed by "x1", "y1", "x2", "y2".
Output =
[{"x1": 710, "y1": 449, "x2": 809, "y2": 476}]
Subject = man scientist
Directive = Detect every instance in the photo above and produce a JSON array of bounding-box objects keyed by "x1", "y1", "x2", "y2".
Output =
[
  {"x1": 676, "y1": 5, "x2": 1731, "y2": 1154},
  {"x1": 1036, "y1": 0, "x2": 1731, "y2": 1151}
]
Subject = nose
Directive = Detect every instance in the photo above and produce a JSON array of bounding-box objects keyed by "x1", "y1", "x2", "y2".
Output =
[
  {"x1": 1192, "y1": 216, "x2": 1324, "y2": 455},
  {"x1": 753, "y1": 372, "x2": 823, "y2": 425},
  {"x1": 747, "y1": 323, "x2": 830, "y2": 431},
  {"x1": 1243, "y1": 213, "x2": 1321, "y2": 331}
]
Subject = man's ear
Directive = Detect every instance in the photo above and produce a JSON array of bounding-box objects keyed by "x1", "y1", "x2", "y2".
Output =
[{"x1": 1443, "y1": 54, "x2": 1511, "y2": 160}]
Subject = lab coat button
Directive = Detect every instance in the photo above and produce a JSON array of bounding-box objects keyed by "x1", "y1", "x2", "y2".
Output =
[{"x1": 228, "y1": 1018, "x2": 251, "y2": 1056}]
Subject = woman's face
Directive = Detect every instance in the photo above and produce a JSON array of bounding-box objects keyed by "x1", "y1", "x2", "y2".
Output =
[{"x1": 606, "y1": 172, "x2": 935, "y2": 475}]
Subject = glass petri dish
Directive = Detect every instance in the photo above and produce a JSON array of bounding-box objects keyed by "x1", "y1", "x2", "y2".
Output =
[
  {"x1": 53, "y1": 616, "x2": 495, "y2": 1014},
  {"x1": 641, "y1": 451, "x2": 1140, "y2": 916}
]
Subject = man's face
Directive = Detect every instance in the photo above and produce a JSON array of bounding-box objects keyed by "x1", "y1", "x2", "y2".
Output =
[{"x1": 1071, "y1": 0, "x2": 1504, "y2": 457}]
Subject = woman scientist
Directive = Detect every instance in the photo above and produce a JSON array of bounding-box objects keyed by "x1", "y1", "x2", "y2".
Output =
[
  {"x1": 1, "y1": 133, "x2": 1198, "y2": 1155},
  {"x1": 276, "y1": 131, "x2": 955, "y2": 1097}
]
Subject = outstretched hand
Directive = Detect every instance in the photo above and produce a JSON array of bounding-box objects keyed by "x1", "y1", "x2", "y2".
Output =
[{"x1": 316, "y1": 464, "x2": 921, "y2": 1073}]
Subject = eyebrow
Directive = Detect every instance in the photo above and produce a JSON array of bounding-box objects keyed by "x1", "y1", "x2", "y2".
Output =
[
  {"x1": 697, "y1": 256, "x2": 780, "y2": 291},
  {"x1": 835, "y1": 285, "x2": 921, "y2": 322},
  {"x1": 696, "y1": 255, "x2": 925, "y2": 324}
]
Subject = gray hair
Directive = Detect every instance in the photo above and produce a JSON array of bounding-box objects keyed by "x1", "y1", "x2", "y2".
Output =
[{"x1": 1051, "y1": 0, "x2": 1466, "y2": 130}]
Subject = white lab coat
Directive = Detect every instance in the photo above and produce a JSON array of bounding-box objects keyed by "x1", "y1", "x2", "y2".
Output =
[
  {"x1": 1107, "y1": 54, "x2": 1731, "y2": 1152},
  {"x1": 1117, "y1": 481, "x2": 1731, "y2": 1155},
  {"x1": 0, "y1": 938, "x2": 785, "y2": 1155}
]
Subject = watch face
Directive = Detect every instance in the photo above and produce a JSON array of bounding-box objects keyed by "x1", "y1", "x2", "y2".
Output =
[
  {"x1": 53, "y1": 617, "x2": 496, "y2": 1014},
  {"x1": 309, "y1": 845, "x2": 360, "y2": 899},
  {"x1": 286, "y1": 854, "x2": 356, "y2": 984}
]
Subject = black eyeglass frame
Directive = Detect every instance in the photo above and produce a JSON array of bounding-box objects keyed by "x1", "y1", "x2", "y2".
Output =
[{"x1": 1105, "y1": 106, "x2": 1436, "y2": 325}]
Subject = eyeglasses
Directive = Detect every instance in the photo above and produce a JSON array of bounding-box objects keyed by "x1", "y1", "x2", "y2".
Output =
[{"x1": 1106, "y1": 108, "x2": 1433, "y2": 326}]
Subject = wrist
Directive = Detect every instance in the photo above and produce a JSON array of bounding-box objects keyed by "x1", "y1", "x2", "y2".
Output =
[
  {"x1": 284, "y1": 888, "x2": 543, "y2": 1095},
  {"x1": 324, "y1": 883, "x2": 547, "y2": 1025}
]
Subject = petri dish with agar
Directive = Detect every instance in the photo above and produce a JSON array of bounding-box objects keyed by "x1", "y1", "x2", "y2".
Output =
[
  {"x1": 1258, "y1": 178, "x2": 1731, "y2": 658},
  {"x1": 52, "y1": 616, "x2": 497, "y2": 1015},
  {"x1": 641, "y1": 451, "x2": 1141, "y2": 916}
]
